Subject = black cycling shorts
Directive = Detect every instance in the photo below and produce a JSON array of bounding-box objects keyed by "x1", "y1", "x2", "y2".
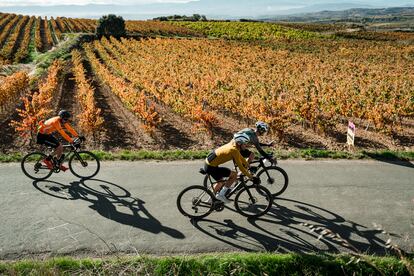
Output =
[
  {"x1": 204, "y1": 163, "x2": 231, "y2": 181},
  {"x1": 240, "y1": 149, "x2": 252, "y2": 158},
  {"x1": 37, "y1": 133, "x2": 60, "y2": 148}
]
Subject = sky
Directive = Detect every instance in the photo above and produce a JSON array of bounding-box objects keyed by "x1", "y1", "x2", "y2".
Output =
[
  {"x1": 0, "y1": 0, "x2": 412, "y2": 6},
  {"x1": 0, "y1": 0, "x2": 412, "y2": 19},
  {"x1": 0, "y1": 0, "x2": 198, "y2": 6}
]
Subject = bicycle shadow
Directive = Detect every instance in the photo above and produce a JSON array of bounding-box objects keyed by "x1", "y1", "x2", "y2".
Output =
[
  {"x1": 32, "y1": 179, "x2": 185, "y2": 239},
  {"x1": 191, "y1": 198, "x2": 396, "y2": 254}
]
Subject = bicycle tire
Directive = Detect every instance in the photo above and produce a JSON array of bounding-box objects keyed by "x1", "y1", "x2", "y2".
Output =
[
  {"x1": 234, "y1": 185, "x2": 272, "y2": 218},
  {"x1": 69, "y1": 151, "x2": 100, "y2": 179},
  {"x1": 177, "y1": 185, "x2": 215, "y2": 219},
  {"x1": 256, "y1": 166, "x2": 288, "y2": 197},
  {"x1": 21, "y1": 152, "x2": 53, "y2": 180}
]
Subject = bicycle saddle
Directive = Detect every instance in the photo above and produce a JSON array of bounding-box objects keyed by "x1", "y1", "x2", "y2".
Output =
[{"x1": 199, "y1": 168, "x2": 207, "y2": 175}]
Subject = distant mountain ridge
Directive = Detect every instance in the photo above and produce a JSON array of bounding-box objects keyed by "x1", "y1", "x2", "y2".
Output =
[{"x1": 264, "y1": 6, "x2": 414, "y2": 22}]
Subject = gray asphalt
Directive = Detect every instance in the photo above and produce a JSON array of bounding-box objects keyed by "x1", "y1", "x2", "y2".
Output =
[{"x1": 0, "y1": 160, "x2": 413, "y2": 259}]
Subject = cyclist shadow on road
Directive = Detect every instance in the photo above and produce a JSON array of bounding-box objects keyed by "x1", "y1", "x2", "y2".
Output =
[
  {"x1": 32, "y1": 179, "x2": 185, "y2": 239},
  {"x1": 192, "y1": 198, "x2": 398, "y2": 254}
]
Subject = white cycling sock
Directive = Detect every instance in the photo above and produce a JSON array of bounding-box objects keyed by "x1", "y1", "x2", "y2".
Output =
[{"x1": 218, "y1": 187, "x2": 229, "y2": 197}]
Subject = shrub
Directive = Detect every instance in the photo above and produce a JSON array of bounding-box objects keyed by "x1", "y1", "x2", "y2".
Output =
[{"x1": 95, "y1": 14, "x2": 126, "y2": 38}]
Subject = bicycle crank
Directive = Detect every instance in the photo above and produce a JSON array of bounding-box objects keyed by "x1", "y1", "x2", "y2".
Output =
[{"x1": 213, "y1": 201, "x2": 224, "y2": 212}]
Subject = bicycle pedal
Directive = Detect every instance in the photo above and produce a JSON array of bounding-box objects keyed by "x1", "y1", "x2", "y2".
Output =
[{"x1": 214, "y1": 201, "x2": 224, "y2": 211}]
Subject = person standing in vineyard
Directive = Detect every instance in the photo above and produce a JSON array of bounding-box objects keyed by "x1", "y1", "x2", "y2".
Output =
[
  {"x1": 234, "y1": 121, "x2": 275, "y2": 165},
  {"x1": 204, "y1": 133, "x2": 261, "y2": 204},
  {"x1": 37, "y1": 110, "x2": 85, "y2": 171}
]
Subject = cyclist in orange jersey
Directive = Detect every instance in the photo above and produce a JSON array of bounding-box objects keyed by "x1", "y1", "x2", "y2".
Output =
[{"x1": 37, "y1": 110, "x2": 84, "y2": 171}]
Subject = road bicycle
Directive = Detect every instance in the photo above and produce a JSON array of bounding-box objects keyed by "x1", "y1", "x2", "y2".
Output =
[
  {"x1": 203, "y1": 153, "x2": 289, "y2": 198},
  {"x1": 176, "y1": 168, "x2": 273, "y2": 219},
  {"x1": 21, "y1": 138, "x2": 100, "y2": 180}
]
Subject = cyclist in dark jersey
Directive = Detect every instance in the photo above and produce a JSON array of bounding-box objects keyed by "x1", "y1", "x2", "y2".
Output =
[{"x1": 234, "y1": 121, "x2": 274, "y2": 164}]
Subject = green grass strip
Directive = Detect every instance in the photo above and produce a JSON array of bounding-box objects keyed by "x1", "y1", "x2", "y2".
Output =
[
  {"x1": 0, "y1": 253, "x2": 412, "y2": 275},
  {"x1": 0, "y1": 149, "x2": 413, "y2": 163},
  {"x1": 32, "y1": 33, "x2": 84, "y2": 76}
]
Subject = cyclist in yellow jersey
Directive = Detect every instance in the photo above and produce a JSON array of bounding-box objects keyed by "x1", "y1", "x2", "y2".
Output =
[
  {"x1": 204, "y1": 133, "x2": 260, "y2": 203},
  {"x1": 37, "y1": 110, "x2": 84, "y2": 171}
]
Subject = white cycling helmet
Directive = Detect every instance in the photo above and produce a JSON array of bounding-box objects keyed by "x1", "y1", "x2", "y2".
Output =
[
  {"x1": 255, "y1": 121, "x2": 269, "y2": 133},
  {"x1": 233, "y1": 133, "x2": 250, "y2": 145}
]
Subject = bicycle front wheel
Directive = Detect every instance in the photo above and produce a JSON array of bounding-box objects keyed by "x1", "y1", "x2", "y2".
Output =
[
  {"x1": 69, "y1": 151, "x2": 100, "y2": 179},
  {"x1": 177, "y1": 185, "x2": 215, "y2": 219},
  {"x1": 256, "y1": 166, "x2": 288, "y2": 197},
  {"x1": 21, "y1": 152, "x2": 53, "y2": 180},
  {"x1": 234, "y1": 185, "x2": 272, "y2": 218}
]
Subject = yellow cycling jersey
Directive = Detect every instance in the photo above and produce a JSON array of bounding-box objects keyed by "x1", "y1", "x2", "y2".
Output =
[{"x1": 205, "y1": 140, "x2": 253, "y2": 179}]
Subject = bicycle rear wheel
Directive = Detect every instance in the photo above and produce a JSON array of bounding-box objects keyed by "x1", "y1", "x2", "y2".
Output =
[
  {"x1": 234, "y1": 185, "x2": 272, "y2": 218},
  {"x1": 256, "y1": 166, "x2": 288, "y2": 197},
  {"x1": 69, "y1": 151, "x2": 100, "y2": 179},
  {"x1": 177, "y1": 185, "x2": 215, "y2": 219},
  {"x1": 21, "y1": 152, "x2": 53, "y2": 180}
]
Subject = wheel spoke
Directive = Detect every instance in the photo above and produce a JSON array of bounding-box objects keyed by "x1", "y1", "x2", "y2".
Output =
[
  {"x1": 21, "y1": 152, "x2": 53, "y2": 180},
  {"x1": 177, "y1": 186, "x2": 214, "y2": 219},
  {"x1": 69, "y1": 151, "x2": 100, "y2": 179},
  {"x1": 235, "y1": 186, "x2": 272, "y2": 218},
  {"x1": 257, "y1": 166, "x2": 288, "y2": 197}
]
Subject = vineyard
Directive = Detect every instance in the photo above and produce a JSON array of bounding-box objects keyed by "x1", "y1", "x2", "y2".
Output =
[{"x1": 0, "y1": 13, "x2": 413, "y2": 153}]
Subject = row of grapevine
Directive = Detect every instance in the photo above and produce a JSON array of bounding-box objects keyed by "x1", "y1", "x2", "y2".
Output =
[
  {"x1": 43, "y1": 16, "x2": 55, "y2": 49},
  {"x1": 14, "y1": 16, "x2": 36, "y2": 63},
  {"x1": 94, "y1": 36, "x2": 217, "y2": 131},
  {"x1": 173, "y1": 21, "x2": 326, "y2": 41},
  {"x1": 103, "y1": 38, "x2": 218, "y2": 131},
  {"x1": 55, "y1": 17, "x2": 70, "y2": 33},
  {"x1": 34, "y1": 16, "x2": 42, "y2": 52},
  {"x1": 11, "y1": 60, "x2": 64, "y2": 138},
  {"x1": 71, "y1": 49, "x2": 104, "y2": 136},
  {"x1": 92, "y1": 37, "x2": 413, "y2": 137},
  {"x1": 126, "y1": 20, "x2": 199, "y2": 36},
  {"x1": 0, "y1": 15, "x2": 21, "y2": 50},
  {"x1": 0, "y1": 15, "x2": 30, "y2": 61},
  {"x1": 0, "y1": 13, "x2": 16, "y2": 31},
  {"x1": 83, "y1": 43, "x2": 160, "y2": 132},
  {"x1": 0, "y1": 72, "x2": 29, "y2": 115},
  {"x1": 50, "y1": 17, "x2": 62, "y2": 41}
]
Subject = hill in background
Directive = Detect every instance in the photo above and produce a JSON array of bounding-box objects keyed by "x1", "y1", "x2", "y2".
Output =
[{"x1": 266, "y1": 6, "x2": 414, "y2": 30}]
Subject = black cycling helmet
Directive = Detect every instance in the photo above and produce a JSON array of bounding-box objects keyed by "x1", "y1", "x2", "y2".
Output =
[
  {"x1": 255, "y1": 121, "x2": 269, "y2": 134},
  {"x1": 58, "y1": 110, "x2": 71, "y2": 121}
]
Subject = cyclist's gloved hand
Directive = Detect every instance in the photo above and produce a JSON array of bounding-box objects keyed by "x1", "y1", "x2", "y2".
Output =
[
  {"x1": 268, "y1": 157, "x2": 276, "y2": 164},
  {"x1": 79, "y1": 135, "x2": 86, "y2": 142},
  {"x1": 252, "y1": 176, "x2": 261, "y2": 185}
]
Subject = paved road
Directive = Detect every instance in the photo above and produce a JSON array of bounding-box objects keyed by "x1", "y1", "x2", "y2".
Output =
[{"x1": 0, "y1": 160, "x2": 413, "y2": 259}]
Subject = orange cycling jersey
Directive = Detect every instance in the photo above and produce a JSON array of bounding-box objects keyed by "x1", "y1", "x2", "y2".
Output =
[{"x1": 38, "y1": 116, "x2": 78, "y2": 143}]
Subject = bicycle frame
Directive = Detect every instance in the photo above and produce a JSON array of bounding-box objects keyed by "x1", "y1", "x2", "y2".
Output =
[
  {"x1": 250, "y1": 156, "x2": 276, "y2": 180},
  {"x1": 205, "y1": 171, "x2": 253, "y2": 199},
  {"x1": 62, "y1": 143, "x2": 87, "y2": 166},
  {"x1": 206, "y1": 154, "x2": 274, "y2": 188},
  {"x1": 45, "y1": 139, "x2": 86, "y2": 169}
]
